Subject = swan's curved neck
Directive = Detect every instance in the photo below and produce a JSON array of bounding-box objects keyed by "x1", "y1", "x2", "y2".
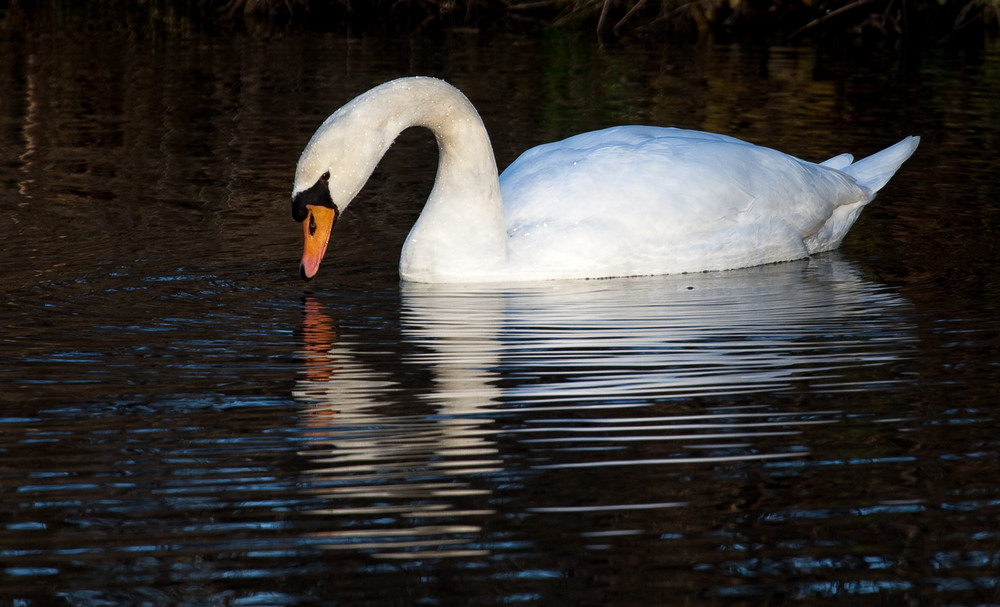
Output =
[{"x1": 299, "y1": 78, "x2": 507, "y2": 282}]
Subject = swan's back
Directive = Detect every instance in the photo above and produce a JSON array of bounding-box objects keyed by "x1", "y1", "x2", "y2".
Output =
[{"x1": 498, "y1": 127, "x2": 917, "y2": 280}]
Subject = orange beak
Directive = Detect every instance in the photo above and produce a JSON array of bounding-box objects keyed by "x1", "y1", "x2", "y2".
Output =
[{"x1": 300, "y1": 205, "x2": 337, "y2": 280}]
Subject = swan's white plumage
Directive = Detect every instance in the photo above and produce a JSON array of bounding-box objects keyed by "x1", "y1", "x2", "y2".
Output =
[{"x1": 292, "y1": 77, "x2": 919, "y2": 283}]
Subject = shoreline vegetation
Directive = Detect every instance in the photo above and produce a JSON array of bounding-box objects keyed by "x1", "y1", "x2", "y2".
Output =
[{"x1": 2, "y1": 0, "x2": 998, "y2": 42}]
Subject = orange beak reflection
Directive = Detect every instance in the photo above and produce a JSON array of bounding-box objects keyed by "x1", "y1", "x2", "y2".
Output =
[{"x1": 300, "y1": 205, "x2": 337, "y2": 281}]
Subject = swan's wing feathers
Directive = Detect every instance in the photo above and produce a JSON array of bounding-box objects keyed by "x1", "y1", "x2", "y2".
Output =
[
  {"x1": 502, "y1": 127, "x2": 863, "y2": 230},
  {"x1": 499, "y1": 126, "x2": 872, "y2": 276},
  {"x1": 503, "y1": 128, "x2": 753, "y2": 221},
  {"x1": 820, "y1": 153, "x2": 855, "y2": 170}
]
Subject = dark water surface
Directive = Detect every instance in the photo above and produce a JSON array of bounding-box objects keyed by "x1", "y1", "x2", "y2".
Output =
[{"x1": 2, "y1": 22, "x2": 1000, "y2": 606}]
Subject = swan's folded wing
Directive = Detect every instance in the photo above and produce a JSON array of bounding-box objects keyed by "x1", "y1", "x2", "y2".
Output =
[{"x1": 499, "y1": 127, "x2": 868, "y2": 277}]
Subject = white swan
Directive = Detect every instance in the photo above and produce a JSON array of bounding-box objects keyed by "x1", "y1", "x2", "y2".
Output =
[{"x1": 292, "y1": 76, "x2": 918, "y2": 283}]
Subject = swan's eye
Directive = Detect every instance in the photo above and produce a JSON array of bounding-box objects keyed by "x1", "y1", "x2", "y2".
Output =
[
  {"x1": 320, "y1": 171, "x2": 330, "y2": 183},
  {"x1": 308, "y1": 213, "x2": 317, "y2": 235}
]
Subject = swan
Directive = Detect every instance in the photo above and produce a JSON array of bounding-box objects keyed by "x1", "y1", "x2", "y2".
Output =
[{"x1": 292, "y1": 76, "x2": 918, "y2": 283}]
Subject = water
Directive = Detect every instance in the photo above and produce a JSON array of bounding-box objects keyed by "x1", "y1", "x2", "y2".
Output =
[{"x1": 2, "y1": 20, "x2": 1000, "y2": 605}]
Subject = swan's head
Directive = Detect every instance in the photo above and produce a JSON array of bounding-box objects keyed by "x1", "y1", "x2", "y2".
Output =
[
  {"x1": 292, "y1": 169, "x2": 338, "y2": 281},
  {"x1": 292, "y1": 97, "x2": 399, "y2": 281}
]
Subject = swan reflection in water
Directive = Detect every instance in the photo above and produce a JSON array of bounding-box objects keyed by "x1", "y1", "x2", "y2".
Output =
[{"x1": 292, "y1": 255, "x2": 915, "y2": 558}]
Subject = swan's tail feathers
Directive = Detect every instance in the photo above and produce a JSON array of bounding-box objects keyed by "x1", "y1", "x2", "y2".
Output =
[{"x1": 843, "y1": 136, "x2": 920, "y2": 194}]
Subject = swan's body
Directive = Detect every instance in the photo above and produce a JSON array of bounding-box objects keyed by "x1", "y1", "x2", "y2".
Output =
[{"x1": 292, "y1": 77, "x2": 918, "y2": 283}]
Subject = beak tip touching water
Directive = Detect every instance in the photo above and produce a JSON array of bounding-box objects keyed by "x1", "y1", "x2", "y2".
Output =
[
  {"x1": 299, "y1": 244, "x2": 323, "y2": 282},
  {"x1": 299, "y1": 247, "x2": 324, "y2": 281},
  {"x1": 299, "y1": 264, "x2": 315, "y2": 282}
]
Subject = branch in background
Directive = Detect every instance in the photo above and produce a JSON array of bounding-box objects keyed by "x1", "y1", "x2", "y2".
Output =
[
  {"x1": 608, "y1": 0, "x2": 648, "y2": 35},
  {"x1": 597, "y1": 0, "x2": 613, "y2": 33},
  {"x1": 787, "y1": 0, "x2": 878, "y2": 40}
]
